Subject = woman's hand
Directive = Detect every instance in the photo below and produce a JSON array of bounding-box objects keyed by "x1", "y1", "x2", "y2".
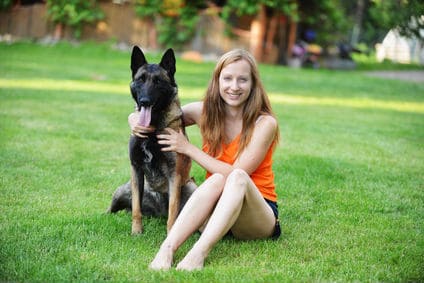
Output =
[
  {"x1": 157, "y1": 128, "x2": 190, "y2": 154},
  {"x1": 128, "y1": 112, "x2": 155, "y2": 138},
  {"x1": 132, "y1": 124, "x2": 156, "y2": 138}
]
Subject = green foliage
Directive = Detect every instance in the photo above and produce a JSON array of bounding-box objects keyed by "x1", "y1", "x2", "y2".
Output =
[
  {"x1": 395, "y1": 1, "x2": 424, "y2": 43},
  {"x1": 0, "y1": 42, "x2": 423, "y2": 282},
  {"x1": 221, "y1": 0, "x2": 298, "y2": 20},
  {"x1": 46, "y1": 0, "x2": 104, "y2": 38},
  {"x1": 135, "y1": 0, "x2": 204, "y2": 50},
  {"x1": 221, "y1": 0, "x2": 260, "y2": 17},
  {"x1": 134, "y1": 0, "x2": 161, "y2": 18},
  {"x1": 298, "y1": 0, "x2": 350, "y2": 46},
  {"x1": 220, "y1": 0, "x2": 298, "y2": 40},
  {"x1": 370, "y1": 0, "x2": 424, "y2": 44},
  {"x1": 0, "y1": 0, "x2": 12, "y2": 10},
  {"x1": 157, "y1": 5, "x2": 199, "y2": 50},
  {"x1": 347, "y1": 0, "x2": 424, "y2": 46},
  {"x1": 221, "y1": 0, "x2": 352, "y2": 46}
]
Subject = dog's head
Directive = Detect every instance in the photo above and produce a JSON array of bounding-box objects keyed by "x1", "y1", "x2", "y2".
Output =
[{"x1": 130, "y1": 46, "x2": 177, "y2": 127}]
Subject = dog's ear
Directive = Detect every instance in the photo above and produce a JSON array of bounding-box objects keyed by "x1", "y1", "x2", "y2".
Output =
[
  {"x1": 159, "y1": 48, "x2": 176, "y2": 81},
  {"x1": 131, "y1": 46, "x2": 147, "y2": 78}
]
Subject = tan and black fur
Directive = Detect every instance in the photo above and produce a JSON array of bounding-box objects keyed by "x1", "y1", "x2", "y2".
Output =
[{"x1": 124, "y1": 46, "x2": 191, "y2": 234}]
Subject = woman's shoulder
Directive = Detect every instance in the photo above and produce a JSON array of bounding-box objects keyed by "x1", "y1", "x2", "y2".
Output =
[
  {"x1": 182, "y1": 101, "x2": 203, "y2": 125},
  {"x1": 256, "y1": 114, "x2": 277, "y2": 129},
  {"x1": 252, "y1": 114, "x2": 279, "y2": 146},
  {"x1": 185, "y1": 101, "x2": 203, "y2": 109}
]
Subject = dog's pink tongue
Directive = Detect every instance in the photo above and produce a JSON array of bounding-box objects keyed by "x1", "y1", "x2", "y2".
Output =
[{"x1": 138, "y1": 106, "x2": 152, "y2": 127}]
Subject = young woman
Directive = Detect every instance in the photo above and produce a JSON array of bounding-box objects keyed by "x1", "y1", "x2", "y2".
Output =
[{"x1": 129, "y1": 49, "x2": 280, "y2": 271}]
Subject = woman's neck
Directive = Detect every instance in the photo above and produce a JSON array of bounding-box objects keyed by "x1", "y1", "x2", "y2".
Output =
[
  {"x1": 224, "y1": 106, "x2": 243, "y2": 143},
  {"x1": 224, "y1": 105, "x2": 243, "y2": 121}
]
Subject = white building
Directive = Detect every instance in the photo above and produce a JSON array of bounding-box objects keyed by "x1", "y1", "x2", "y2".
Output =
[{"x1": 376, "y1": 16, "x2": 424, "y2": 65}]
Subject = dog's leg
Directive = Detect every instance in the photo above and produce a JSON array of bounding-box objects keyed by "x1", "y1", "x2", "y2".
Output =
[
  {"x1": 167, "y1": 153, "x2": 187, "y2": 232},
  {"x1": 131, "y1": 166, "x2": 143, "y2": 234},
  {"x1": 167, "y1": 175, "x2": 181, "y2": 233}
]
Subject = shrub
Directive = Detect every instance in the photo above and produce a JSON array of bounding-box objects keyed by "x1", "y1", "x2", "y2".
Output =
[{"x1": 46, "y1": 0, "x2": 104, "y2": 39}]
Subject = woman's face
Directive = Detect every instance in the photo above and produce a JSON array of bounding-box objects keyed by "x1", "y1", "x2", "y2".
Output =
[{"x1": 218, "y1": 59, "x2": 252, "y2": 109}]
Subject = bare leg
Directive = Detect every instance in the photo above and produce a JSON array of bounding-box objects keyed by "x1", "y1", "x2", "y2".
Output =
[
  {"x1": 149, "y1": 174, "x2": 225, "y2": 270},
  {"x1": 176, "y1": 169, "x2": 275, "y2": 271}
]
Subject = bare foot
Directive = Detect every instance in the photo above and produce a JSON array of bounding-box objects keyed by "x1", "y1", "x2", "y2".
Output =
[
  {"x1": 176, "y1": 249, "x2": 207, "y2": 271},
  {"x1": 149, "y1": 244, "x2": 174, "y2": 271}
]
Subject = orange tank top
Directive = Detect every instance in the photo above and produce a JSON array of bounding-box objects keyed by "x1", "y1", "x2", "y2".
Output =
[{"x1": 204, "y1": 134, "x2": 278, "y2": 202}]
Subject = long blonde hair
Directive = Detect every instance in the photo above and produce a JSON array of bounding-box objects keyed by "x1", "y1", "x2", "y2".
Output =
[{"x1": 200, "y1": 49, "x2": 279, "y2": 158}]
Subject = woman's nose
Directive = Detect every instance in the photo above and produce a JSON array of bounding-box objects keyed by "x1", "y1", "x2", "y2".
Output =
[{"x1": 230, "y1": 79, "x2": 239, "y2": 90}]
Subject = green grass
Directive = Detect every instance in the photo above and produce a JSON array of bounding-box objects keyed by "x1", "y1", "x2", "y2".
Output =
[
  {"x1": 0, "y1": 41, "x2": 423, "y2": 282},
  {"x1": 352, "y1": 52, "x2": 424, "y2": 71}
]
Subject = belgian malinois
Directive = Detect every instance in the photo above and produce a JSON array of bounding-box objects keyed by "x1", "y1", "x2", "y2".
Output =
[{"x1": 126, "y1": 46, "x2": 191, "y2": 234}]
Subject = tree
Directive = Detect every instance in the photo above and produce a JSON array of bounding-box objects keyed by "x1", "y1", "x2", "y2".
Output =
[
  {"x1": 297, "y1": 0, "x2": 350, "y2": 47},
  {"x1": 0, "y1": 0, "x2": 13, "y2": 10},
  {"x1": 221, "y1": 0, "x2": 355, "y2": 63},
  {"x1": 221, "y1": 0, "x2": 298, "y2": 62},
  {"x1": 346, "y1": 0, "x2": 424, "y2": 47},
  {"x1": 378, "y1": 0, "x2": 424, "y2": 44}
]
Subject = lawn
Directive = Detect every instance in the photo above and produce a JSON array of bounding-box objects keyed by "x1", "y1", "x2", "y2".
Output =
[{"x1": 0, "y1": 41, "x2": 423, "y2": 282}]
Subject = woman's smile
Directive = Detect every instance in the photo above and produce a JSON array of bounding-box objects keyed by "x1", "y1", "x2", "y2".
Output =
[{"x1": 219, "y1": 59, "x2": 252, "y2": 107}]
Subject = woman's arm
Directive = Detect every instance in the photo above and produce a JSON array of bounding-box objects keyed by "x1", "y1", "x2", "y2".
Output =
[
  {"x1": 182, "y1": 101, "x2": 203, "y2": 126},
  {"x1": 232, "y1": 115, "x2": 277, "y2": 175},
  {"x1": 161, "y1": 101, "x2": 236, "y2": 175},
  {"x1": 158, "y1": 115, "x2": 278, "y2": 177},
  {"x1": 157, "y1": 128, "x2": 234, "y2": 175}
]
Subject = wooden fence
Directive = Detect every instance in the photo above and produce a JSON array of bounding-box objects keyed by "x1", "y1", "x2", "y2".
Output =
[{"x1": 0, "y1": 2, "x2": 248, "y2": 55}]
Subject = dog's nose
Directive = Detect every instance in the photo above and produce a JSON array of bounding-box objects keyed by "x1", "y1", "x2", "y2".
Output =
[{"x1": 139, "y1": 98, "x2": 151, "y2": 107}]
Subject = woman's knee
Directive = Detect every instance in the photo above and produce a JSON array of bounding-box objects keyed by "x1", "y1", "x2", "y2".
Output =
[
  {"x1": 194, "y1": 173, "x2": 225, "y2": 199},
  {"x1": 225, "y1": 169, "x2": 250, "y2": 189},
  {"x1": 208, "y1": 173, "x2": 225, "y2": 185},
  {"x1": 217, "y1": 169, "x2": 252, "y2": 210}
]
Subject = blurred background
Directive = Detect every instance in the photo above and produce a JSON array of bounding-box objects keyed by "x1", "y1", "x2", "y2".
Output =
[{"x1": 1, "y1": 0, "x2": 423, "y2": 68}]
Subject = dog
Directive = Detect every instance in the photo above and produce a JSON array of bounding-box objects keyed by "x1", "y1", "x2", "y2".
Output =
[
  {"x1": 107, "y1": 178, "x2": 197, "y2": 217},
  {"x1": 110, "y1": 46, "x2": 192, "y2": 235}
]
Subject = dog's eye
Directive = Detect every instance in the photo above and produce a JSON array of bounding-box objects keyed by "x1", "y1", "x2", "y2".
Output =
[
  {"x1": 153, "y1": 77, "x2": 160, "y2": 84},
  {"x1": 140, "y1": 74, "x2": 146, "y2": 82}
]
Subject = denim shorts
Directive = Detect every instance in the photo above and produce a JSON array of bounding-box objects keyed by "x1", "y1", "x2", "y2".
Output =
[{"x1": 264, "y1": 198, "x2": 281, "y2": 239}]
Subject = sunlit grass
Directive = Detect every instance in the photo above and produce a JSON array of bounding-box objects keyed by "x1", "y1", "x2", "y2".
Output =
[
  {"x1": 2, "y1": 78, "x2": 423, "y2": 113},
  {"x1": 0, "y1": 78, "x2": 127, "y2": 95},
  {"x1": 268, "y1": 93, "x2": 424, "y2": 113}
]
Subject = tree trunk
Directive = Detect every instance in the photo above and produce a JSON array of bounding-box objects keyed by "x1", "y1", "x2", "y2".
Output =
[
  {"x1": 250, "y1": 4, "x2": 267, "y2": 62},
  {"x1": 286, "y1": 18, "x2": 297, "y2": 60},
  {"x1": 263, "y1": 11, "x2": 278, "y2": 63},
  {"x1": 277, "y1": 15, "x2": 288, "y2": 64},
  {"x1": 351, "y1": 0, "x2": 364, "y2": 46},
  {"x1": 53, "y1": 23, "x2": 63, "y2": 40}
]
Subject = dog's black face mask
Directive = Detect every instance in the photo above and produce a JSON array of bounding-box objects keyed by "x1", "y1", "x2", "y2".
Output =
[{"x1": 130, "y1": 46, "x2": 177, "y2": 127}]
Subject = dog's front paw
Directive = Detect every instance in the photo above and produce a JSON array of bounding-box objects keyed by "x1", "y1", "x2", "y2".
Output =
[{"x1": 132, "y1": 220, "x2": 143, "y2": 235}]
